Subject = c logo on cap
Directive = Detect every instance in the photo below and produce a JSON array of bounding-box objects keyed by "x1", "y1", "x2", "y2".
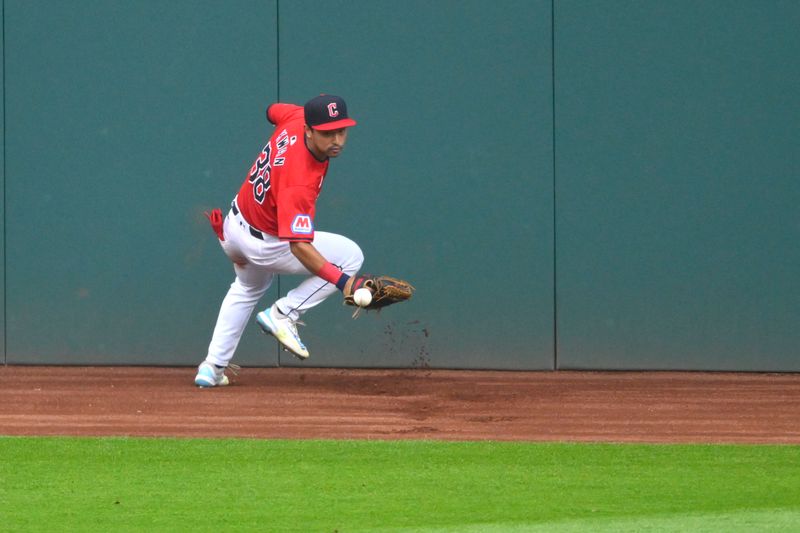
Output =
[{"x1": 327, "y1": 103, "x2": 339, "y2": 118}]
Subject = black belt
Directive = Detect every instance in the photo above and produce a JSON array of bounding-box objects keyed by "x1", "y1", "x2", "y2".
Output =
[{"x1": 231, "y1": 202, "x2": 265, "y2": 240}]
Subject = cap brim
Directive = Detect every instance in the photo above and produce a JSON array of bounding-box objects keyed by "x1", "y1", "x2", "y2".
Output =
[{"x1": 311, "y1": 118, "x2": 357, "y2": 131}]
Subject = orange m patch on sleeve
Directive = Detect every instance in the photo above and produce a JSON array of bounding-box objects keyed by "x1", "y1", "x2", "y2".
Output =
[{"x1": 291, "y1": 214, "x2": 313, "y2": 235}]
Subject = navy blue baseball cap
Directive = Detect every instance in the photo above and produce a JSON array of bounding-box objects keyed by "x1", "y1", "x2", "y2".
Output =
[{"x1": 304, "y1": 94, "x2": 357, "y2": 131}]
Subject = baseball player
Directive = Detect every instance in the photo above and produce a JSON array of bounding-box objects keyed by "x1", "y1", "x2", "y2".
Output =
[{"x1": 195, "y1": 94, "x2": 364, "y2": 387}]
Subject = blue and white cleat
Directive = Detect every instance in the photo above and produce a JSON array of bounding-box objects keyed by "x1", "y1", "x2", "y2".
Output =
[
  {"x1": 194, "y1": 361, "x2": 230, "y2": 388},
  {"x1": 256, "y1": 304, "x2": 309, "y2": 360}
]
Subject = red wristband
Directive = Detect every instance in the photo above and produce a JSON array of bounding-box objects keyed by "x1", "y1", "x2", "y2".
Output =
[{"x1": 318, "y1": 261, "x2": 345, "y2": 286}]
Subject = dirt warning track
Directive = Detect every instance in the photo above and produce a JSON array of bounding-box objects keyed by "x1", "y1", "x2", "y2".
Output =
[{"x1": 1, "y1": 366, "x2": 798, "y2": 444}]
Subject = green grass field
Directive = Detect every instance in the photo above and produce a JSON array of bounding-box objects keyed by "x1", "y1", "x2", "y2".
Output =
[{"x1": 1, "y1": 437, "x2": 799, "y2": 532}]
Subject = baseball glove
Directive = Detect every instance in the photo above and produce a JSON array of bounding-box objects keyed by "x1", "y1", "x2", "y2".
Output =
[{"x1": 344, "y1": 274, "x2": 415, "y2": 316}]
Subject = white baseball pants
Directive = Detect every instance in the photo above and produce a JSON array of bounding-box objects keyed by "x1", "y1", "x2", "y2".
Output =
[{"x1": 204, "y1": 207, "x2": 364, "y2": 367}]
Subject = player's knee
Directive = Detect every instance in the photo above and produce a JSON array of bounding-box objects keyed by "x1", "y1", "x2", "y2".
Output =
[
  {"x1": 348, "y1": 241, "x2": 364, "y2": 273},
  {"x1": 231, "y1": 274, "x2": 272, "y2": 300}
]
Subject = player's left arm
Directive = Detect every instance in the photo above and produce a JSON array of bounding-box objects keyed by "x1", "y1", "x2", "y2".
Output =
[
  {"x1": 290, "y1": 241, "x2": 354, "y2": 293},
  {"x1": 289, "y1": 241, "x2": 325, "y2": 274}
]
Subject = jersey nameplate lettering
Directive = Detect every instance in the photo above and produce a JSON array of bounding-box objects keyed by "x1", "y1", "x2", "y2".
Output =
[{"x1": 273, "y1": 130, "x2": 297, "y2": 167}]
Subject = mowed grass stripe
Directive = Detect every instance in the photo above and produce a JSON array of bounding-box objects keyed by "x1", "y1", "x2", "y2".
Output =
[{"x1": 1, "y1": 437, "x2": 798, "y2": 532}]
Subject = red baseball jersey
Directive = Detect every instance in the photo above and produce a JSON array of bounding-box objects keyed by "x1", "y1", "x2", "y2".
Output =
[{"x1": 235, "y1": 103, "x2": 329, "y2": 242}]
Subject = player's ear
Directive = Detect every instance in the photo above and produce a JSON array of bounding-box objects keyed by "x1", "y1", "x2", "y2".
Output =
[{"x1": 304, "y1": 125, "x2": 313, "y2": 139}]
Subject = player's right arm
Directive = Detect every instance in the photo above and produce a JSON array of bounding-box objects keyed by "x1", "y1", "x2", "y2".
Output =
[{"x1": 267, "y1": 103, "x2": 302, "y2": 125}]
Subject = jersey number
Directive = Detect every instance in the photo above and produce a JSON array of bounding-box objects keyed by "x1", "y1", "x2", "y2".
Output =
[{"x1": 248, "y1": 144, "x2": 272, "y2": 204}]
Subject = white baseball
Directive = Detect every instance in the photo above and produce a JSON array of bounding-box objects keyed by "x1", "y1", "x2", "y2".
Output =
[{"x1": 353, "y1": 287, "x2": 373, "y2": 307}]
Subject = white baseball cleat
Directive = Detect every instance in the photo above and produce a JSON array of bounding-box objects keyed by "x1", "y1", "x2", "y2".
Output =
[
  {"x1": 194, "y1": 361, "x2": 230, "y2": 387},
  {"x1": 256, "y1": 304, "x2": 310, "y2": 360}
]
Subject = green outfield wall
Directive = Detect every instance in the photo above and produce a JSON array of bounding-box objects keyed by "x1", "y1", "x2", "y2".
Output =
[
  {"x1": 554, "y1": 1, "x2": 800, "y2": 370},
  {"x1": 1, "y1": 3, "x2": 5, "y2": 365},
  {"x1": 1, "y1": 1, "x2": 797, "y2": 370}
]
